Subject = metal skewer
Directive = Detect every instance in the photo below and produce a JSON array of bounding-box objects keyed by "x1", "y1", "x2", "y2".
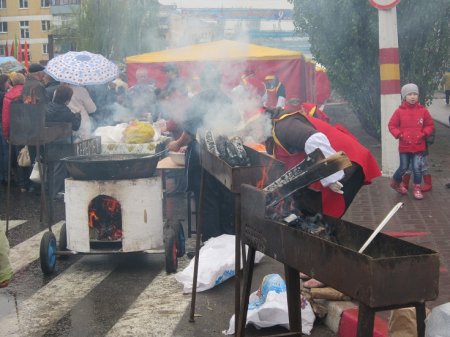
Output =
[{"x1": 358, "y1": 202, "x2": 404, "y2": 254}]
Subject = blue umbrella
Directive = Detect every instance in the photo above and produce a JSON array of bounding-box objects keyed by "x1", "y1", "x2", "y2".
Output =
[{"x1": 0, "y1": 56, "x2": 25, "y2": 74}]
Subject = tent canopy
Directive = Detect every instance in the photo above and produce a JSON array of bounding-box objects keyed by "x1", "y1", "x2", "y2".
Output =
[
  {"x1": 125, "y1": 40, "x2": 302, "y2": 64},
  {"x1": 125, "y1": 40, "x2": 329, "y2": 103}
]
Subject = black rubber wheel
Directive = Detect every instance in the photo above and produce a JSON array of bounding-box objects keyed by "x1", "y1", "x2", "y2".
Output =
[
  {"x1": 164, "y1": 227, "x2": 178, "y2": 274},
  {"x1": 176, "y1": 222, "x2": 185, "y2": 258},
  {"x1": 40, "y1": 231, "x2": 57, "y2": 275},
  {"x1": 58, "y1": 223, "x2": 68, "y2": 260}
]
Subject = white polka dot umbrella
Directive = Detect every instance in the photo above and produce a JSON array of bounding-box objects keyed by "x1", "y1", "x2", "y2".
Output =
[{"x1": 44, "y1": 51, "x2": 119, "y2": 86}]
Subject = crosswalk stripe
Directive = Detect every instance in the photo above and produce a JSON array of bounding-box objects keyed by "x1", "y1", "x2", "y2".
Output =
[
  {"x1": 0, "y1": 256, "x2": 117, "y2": 336},
  {"x1": 10, "y1": 221, "x2": 64, "y2": 273},
  {"x1": 105, "y1": 259, "x2": 191, "y2": 337},
  {"x1": 0, "y1": 219, "x2": 27, "y2": 231}
]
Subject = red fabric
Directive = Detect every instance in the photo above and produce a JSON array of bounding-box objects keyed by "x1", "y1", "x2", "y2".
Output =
[
  {"x1": 4, "y1": 41, "x2": 9, "y2": 56},
  {"x1": 388, "y1": 101, "x2": 435, "y2": 153},
  {"x1": 338, "y1": 308, "x2": 388, "y2": 337},
  {"x1": 307, "y1": 116, "x2": 381, "y2": 185},
  {"x1": 301, "y1": 102, "x2": 330, "y2": 123},
  {"x1": 2, "y1": 84, "x2": 24, "y2": 139},
  {"x1": 17, "y1": 39, "x2": 22, "y2": 62},
  {"x1": 315, "y1": 70, "x2": 331, "y2": 104},
  {"x1": 127, "y1": 58, "x2": 304, "y2": 102},
  {"x1": 9, "y1": 41, "x2": 14, "y2": 58},
  {"x1": 24, "y1": 40, "x2": 29, "y2": 69}
]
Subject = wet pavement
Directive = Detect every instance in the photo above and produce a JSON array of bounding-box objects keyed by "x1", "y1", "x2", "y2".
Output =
[{"x1": 1, "y1": 96, "x2": 449, "y2": 336}]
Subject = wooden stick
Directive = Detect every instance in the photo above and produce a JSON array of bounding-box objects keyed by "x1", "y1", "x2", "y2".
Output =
[{"x1": 358, "y1": 202, "x2": 404, "y2": 254}]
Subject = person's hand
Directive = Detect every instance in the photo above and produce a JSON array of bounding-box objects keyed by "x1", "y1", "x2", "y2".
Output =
[
  {"x1": 167, "y1": 140, "x2": 181, "y2": 152},
  {"x1": 329, "y1": 181, "x2": 344, "y2": 194}
]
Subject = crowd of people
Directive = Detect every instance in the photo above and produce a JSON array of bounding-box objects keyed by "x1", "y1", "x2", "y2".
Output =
[{"x1": 0, "y1": 61, "x2": 444, "y2": 291}]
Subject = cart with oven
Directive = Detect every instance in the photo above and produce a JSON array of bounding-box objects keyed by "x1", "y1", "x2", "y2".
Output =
[{"x1": 39, "y1": 140, "x2": 184, "y2": 275}]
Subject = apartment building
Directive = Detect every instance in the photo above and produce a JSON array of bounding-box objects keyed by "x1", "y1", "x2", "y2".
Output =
[{"x1": 0, "y1": 0, "x2": 55, "y2": 63}]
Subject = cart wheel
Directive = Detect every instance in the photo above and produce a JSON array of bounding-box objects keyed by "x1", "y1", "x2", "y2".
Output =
[
  {"x1": 176, "y1": 222, "x2": 185, "y2": 258},
  {"x1": 58, "y1": 222, "x2": 68, "y2": 260},
  {"x1": 40, "y1": 231, "x2": 57, "y2": 275},
  {"x1": 164, "y1": 227, "x2": 178, "y2": 274}
]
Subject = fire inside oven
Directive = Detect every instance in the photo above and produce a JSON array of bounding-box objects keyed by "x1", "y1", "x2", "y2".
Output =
[{"x1": 88, "y1": 195, "x2": 123, "y2": 247}]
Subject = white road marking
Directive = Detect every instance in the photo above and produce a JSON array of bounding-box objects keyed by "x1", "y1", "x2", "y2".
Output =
[
  {"x1": 105, "y1": 258, "x2": 191, "y2": 337},
  {"x1": 0, "y1": 219, "x2": 27, "y2": 231},
  {"x1": 10, "y1": 221, "x2": 63, "y2": 273},
  {"x1": 0, "y1": 257, "x2": 116, "y2": 337}
]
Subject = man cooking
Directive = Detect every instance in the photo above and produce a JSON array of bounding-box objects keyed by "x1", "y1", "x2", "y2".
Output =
[
  {"x1": 265, "y1": 107, "x2": 381, "y2": 219},
  {"x1": 265, "y1": 107, "x2": 381, "y2": 288},
  {"x1": 166, "y1": 65, "x2": 236, "y2": 242}
]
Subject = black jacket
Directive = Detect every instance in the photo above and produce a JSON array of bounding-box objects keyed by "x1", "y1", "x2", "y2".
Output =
[{"x1": 46, "y1": 101, "x2": 81, "y2": 131}]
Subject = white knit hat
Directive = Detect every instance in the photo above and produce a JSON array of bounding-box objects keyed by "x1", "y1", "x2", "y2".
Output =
[{"x1": 401, "y1": 83, "x2": 419, "y2": 100}]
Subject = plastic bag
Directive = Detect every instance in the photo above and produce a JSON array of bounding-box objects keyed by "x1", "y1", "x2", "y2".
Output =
[
  {"x1": 425, "y1": 302, "x2": 450, "y2": 337},
  {"x1": 17, "y1": 146, "x2": 31, "y2": 167},
  {"x1": 174, "y1": 234, "x2": 264, "y2": 293},
  {"x1": 29, "y1": 162, "x2": 41, "y2": 183},
  {"x1": 94, "y1": 124, "x2": 127, "y2": 144},
  {"x1": 123, "y1": 121, "x2": 155, "y2": 144},
  {"x1": 224, "y1": 274, "x2": 316, "y2": 335}
]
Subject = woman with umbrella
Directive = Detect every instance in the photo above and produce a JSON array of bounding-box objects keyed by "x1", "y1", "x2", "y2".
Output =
[{"x1": 44, "y1": 51, "x2": 119, "y2": 140}]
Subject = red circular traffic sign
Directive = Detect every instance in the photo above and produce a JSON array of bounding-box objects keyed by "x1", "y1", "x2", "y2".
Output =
[{"x1": 368, "y1": 0, "x2": 400, "y2": 9}]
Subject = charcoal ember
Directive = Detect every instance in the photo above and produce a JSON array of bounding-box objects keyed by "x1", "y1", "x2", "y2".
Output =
[
  {"x1": 282, "y1": 212, "x2": 338, "y2": 243},
  {"x1": 229, "y1": 136, "x2": 250, "y2": 166},
  {"x1": 204, "y1": 130, "x2": 220, "y2": 156},
  {"x1": 215, "y1": 135, "x2": 250, "y2": 167},
  {"x1": 215, "y1": 135, "x2": 229, "y2": 159}
]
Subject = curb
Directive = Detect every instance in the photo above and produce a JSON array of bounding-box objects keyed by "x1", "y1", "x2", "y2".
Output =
[{"x1": 324, "y1": 301, "x2": 388, "y2": 337}]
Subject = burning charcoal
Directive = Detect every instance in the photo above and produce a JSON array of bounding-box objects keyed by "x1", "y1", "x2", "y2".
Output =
[
  {"x1": 230, "y1": 136, "x2": 250, "y2": 166},
  {"x1": 204, "y1": 130, "x2": 220, "y2": 156},
  {"x1": 215, "y1": 135, "x2": 229, "y2": 159}
]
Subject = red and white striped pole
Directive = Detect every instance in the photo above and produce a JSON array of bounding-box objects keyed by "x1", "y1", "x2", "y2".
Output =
[{"x1": 369, "y1": 0, "x2": 401, "y2": 176}]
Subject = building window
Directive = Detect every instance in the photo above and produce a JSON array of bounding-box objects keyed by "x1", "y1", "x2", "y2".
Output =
[
  {"x1": 43, "y1": 43, "x2": 48, "y2": 54},
  {"x1": 20, "y1": 21, "x2": 29, "y2": 39},
  {"x1": 0, "y1": 22, "x2": 7, "y2": 33},
  {"x1": 19, "y1": 0, "x2": 29, "y2": 9},
  {"x1": 41, "y1": 0, "x2": 50, "y2": 7},
  {"x1": 42, "y1": 20, "x2": 51, "y2": 31},
  {"x1": 0, "y1": 0, "x2": 6, "y2": 9},
  {"x1": 0, "y1": 45, "x2": 5, "y2": 55}
]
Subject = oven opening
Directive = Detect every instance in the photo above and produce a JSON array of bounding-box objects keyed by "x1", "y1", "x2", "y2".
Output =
[{"x1": 88, "y1": 195, "x2": 123, "y2": 249}]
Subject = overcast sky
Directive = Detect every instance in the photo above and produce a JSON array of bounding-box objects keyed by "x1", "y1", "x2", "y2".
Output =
[{"x1": 159, "y1": 0, "x2": 293, "y2": 10}]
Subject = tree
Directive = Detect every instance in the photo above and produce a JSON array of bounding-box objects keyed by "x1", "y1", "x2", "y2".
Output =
[
  {"x1": 76, "y1": 0, "x2": 164, "y2": 61},
  {"x1": 290, "y1": 0, "x2": 450, "y2": 138}
]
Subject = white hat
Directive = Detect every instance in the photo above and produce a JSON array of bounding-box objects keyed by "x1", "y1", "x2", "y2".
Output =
[{"x1": 401, "y1": 83, "x2": 419, "y2": 100}]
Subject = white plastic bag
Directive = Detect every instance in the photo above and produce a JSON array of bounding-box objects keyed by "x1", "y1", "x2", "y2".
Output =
[
  {"x1": 17, "y1": 146, "x2": 31, "y2": 167},
  {"x1": 224, "y1": 274, "x2": 316, "y2": 335},
  {"x1": 29, "y1": 162, "x2": 41, "y2": 183},
  {"x1": 175, "y1": 234, "x2": 264, "y2": 293},
  {"x1": 93, "y1": 124, "x2": 127, "y2": 144},
  {"x1": 425, "y1": 302, "x2": 450, "y2": 337}
]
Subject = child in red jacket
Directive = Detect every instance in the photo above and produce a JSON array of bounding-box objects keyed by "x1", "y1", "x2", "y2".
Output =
[{"x1": 388, "y1": 83, "x2": 435, "y2": 200}]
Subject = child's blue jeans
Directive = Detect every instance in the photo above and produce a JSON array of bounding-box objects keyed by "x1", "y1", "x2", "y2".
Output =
[{"x1": 393, "y1": 152, "x2": 424, "y2": 185}]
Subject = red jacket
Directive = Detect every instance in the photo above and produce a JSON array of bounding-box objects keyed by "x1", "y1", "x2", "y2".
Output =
[
  {"x1": 388, "y1": 101, "x2": 434, "y2": 153},
  {"x1": 2, "y1": 84, "x2": 24, "y2": 139}
]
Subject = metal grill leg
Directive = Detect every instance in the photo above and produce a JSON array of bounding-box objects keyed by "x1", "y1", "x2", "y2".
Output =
[{"x1": 189, "y1": 168, "x2": 205, "y2": 322}]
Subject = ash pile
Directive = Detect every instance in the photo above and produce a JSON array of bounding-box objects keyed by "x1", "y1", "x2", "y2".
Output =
[{"x1": 203, "y1": 130, "x2": 250, "y2": 167}]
